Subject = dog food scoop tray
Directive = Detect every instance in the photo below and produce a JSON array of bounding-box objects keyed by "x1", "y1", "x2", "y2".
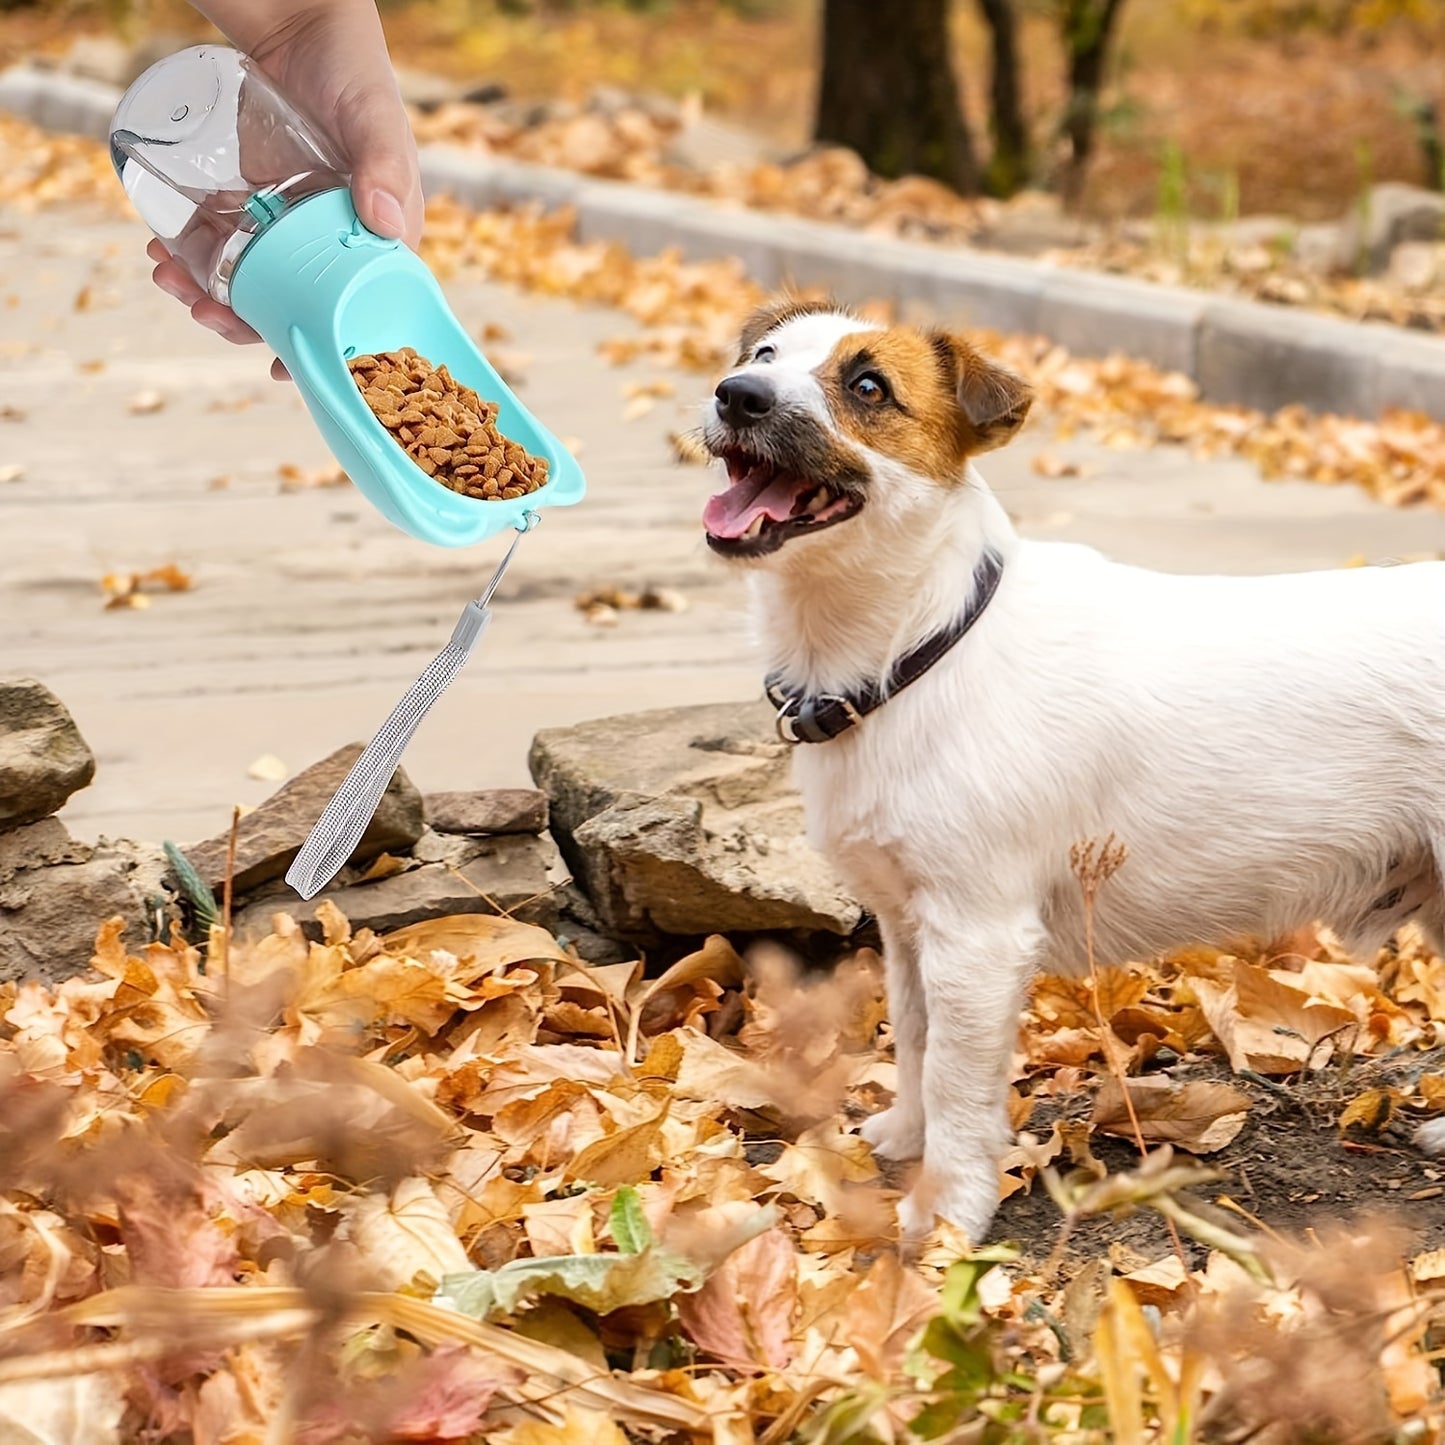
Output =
[{"x1": 109, "y1": 43, "x2": 585, "y2": 548}]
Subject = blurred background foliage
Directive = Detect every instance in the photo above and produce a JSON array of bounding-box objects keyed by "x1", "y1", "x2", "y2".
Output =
[{"x1": 0, "y1": 0, "x2": 1441, "y2": 220}]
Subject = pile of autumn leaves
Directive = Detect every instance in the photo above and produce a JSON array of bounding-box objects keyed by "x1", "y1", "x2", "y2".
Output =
[
  {"x1": 5, "y1": 109, "x2": 1445, "y2": 512},
  {"x1": 0, "y1": 899, "x2": 1443, "y2": 1443}
]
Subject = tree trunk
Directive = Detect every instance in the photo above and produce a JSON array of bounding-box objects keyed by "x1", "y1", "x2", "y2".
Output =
[
  {"x1": 1057, "y1": 0, "x2": 1126, "y2": 204},
  {"x1": 814, "y1": 0, "x2": 980, "y2": 195},
  {"x1": 975, "y1": 0, "x2": 1030, "y2": 197}
]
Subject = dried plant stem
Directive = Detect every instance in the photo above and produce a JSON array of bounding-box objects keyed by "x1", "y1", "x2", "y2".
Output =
[
  {"x1": 1070, "y1": 835, "x2": 1192, "y2": 1276},
  {"x1": 1070, "y1": 836, "x2": 1144, "y2": 1148},
  {"x1": 218, "y1": 803, "x2": 240, "y2": 997}
]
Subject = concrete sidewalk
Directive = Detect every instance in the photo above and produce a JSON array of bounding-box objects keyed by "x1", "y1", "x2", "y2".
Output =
[{"x1": 3, "y1": 206, "x2": 1445, "y2": 846}]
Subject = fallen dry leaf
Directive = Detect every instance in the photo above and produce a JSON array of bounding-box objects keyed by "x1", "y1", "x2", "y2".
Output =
[
  {"x1": 126, "y1": 389, "x2": 165, "y2": 415},
  {"x1": 1193, "y1": 958, "x2": 1360, "y2": 1074},
  {"x1": 675, "y1": 1225, "x2": 797, "y2": 1370},
  {"x1": 491, "y1": 1408, "x2": 629, "y2": 1445},
  {"x1": 842, "y1": 1250, "x2": 938, "y2": 1381},
  {"x1": 1092, "y1": 1076, "x2": 1251, "y2": 1153},
  {"x1": 278, "y1": 461, "x2": 349, "y2": 491},
  {"x1": 100, "y1": 563, "x2": 194, "y2": 611}
]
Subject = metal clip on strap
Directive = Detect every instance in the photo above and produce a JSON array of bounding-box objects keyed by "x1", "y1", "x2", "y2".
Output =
[{"x1": 285, "y1": 514, "x2": 538, "y2": 901}]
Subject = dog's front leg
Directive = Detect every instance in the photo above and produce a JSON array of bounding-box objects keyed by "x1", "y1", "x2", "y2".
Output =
[
  {"x1": 897, "y1": 907, "x2": 1041, "y2": 1244},
  {"x1": 859, "y1": 916, "x2": 926, "y2": 1160}
]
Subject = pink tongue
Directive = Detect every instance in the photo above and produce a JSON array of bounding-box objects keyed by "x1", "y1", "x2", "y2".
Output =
[{"x1": 703, "y1": 469, "x2": 804, "y2": 539}]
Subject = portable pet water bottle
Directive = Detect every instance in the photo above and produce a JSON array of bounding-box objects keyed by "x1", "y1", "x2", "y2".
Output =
[{"x1": 110, "y1": 46, "x2": 587, "y2": 897}]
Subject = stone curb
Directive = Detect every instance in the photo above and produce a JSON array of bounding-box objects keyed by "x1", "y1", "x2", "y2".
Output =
[{"x1": 7, "y1": 63, "x2": 1443, "y2": 423}]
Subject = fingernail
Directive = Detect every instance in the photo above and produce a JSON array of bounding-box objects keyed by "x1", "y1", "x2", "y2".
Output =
[{"x1": 369, "y1": 189, "x2": 407, "y2": 238}]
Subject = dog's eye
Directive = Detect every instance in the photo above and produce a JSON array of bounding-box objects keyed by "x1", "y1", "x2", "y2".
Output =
[
  {"x1": 850, "y1": 372, "x2": 890, "y2": 405},
  {"x1": 753, "y1": 345, "x2": 776, "y2": 363}
]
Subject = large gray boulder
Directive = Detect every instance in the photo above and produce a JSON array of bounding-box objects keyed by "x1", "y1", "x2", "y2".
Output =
[
  {"x1": 0, "y1": 679, "x2": 96, "y2": 832},
  {"x1": 529, "y1": 701, "x2": 861, "y2": 942},
  {"x1": 0, "y1": 819, "x2": 170, "y2": 984},
  {"x1": 185, "y1": 744, "x2": 426, "y2": 894}
]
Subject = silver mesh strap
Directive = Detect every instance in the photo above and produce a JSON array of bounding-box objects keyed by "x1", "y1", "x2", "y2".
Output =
[{"x1": 285, "y1": 515, "x2": 537, "y2": 901}]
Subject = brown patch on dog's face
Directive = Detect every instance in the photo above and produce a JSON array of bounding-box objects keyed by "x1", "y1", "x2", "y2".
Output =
[
  {"x1": 817, "y1": 327, "x2": 1033, "y2": 482},
  {"x1": 735, "y1": 297, "x2": 845, "y2": 365}
]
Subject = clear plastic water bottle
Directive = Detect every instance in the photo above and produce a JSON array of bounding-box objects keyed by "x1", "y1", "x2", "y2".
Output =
[{"x1": 109, "y1": 45, "x2": 348, "y2": 305}]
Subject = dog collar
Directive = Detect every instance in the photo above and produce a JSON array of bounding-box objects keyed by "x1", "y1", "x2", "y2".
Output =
[{"x1": 764, "y1": 547, "x2": 1005, "y2": 745}]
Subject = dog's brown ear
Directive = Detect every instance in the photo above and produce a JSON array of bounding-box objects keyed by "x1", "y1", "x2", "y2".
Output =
[
  {"x1": 736, "y1": 297, "x2": 844, "y2": 363},
  {"x1": 931, "y1": 332, "x2": 1033, "y2": 452}
]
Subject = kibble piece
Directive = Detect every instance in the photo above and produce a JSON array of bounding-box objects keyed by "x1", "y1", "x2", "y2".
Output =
[{"x1": 348, "y1": 349, "x2": 548, "y2": 501}]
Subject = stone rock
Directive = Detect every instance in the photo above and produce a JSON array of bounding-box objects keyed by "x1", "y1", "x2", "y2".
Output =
[
  {"x1": 394, "y1": 66, "x2": 462, "y2": 113},
  {"x1": 552, "y1": 882, "x2": 636, "y2": 965},
  {"x1": 185, "y1": 744, "x2": 425, "y2": 894},
  {"x1": 1387, "y1": 240, "x2": 1443, "y2": 292},
  {"x1": 529, "y1": 702, "x2": 862, "y2": 942},
  {"x1": 1213, "y1": 214, "x2": 1296, "y2": 249},
  {"x1": 50, "y1": 33, "x2": 193, "y2": 89},
  {"x1": 233, "y1": 832, "x2": 562, "y2": 940},
  {"x1": 1336, "y1": 182, "x2": 1445, "y2": 275},
  {"x1": 458, "y1": 81, "x2": 508, "y2": 107},
  {"x1": 0, "y1": 821, "x2": 170, "y2": 984},
  {"x1": 0, "y1": 678, "x2": 96, "y2": 832},
  {"x1": 425, "y1": 789, "x2": 548, "y2": 837},
  {"x1": 979, "y1": 191, "x2": 1094, "y2": 255},
  {"x1": 51, "y1": 35, "x2": 133, "y2": 87},
  {"x1": 1292, "y1": 222, "x2": 1345, "y2": 276},
  {"x1": 662, "y1": 114, "x2": 771, "y2": 172}
]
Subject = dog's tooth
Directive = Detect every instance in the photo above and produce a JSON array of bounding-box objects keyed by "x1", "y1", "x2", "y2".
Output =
[
  {"x1": 743, "y1": 515, "x2": 766, "y2": 541},
  {"x1": 807, "y1": 487, "x2": 830, "y2": 515}
]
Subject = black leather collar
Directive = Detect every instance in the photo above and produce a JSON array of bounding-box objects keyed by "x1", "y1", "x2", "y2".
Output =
[{"x1": 764, "y1": 547, "x2": 1005, "y2": 745}]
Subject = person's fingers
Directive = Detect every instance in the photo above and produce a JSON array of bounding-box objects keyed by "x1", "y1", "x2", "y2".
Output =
[
  {"x1": 271, "y1": 358, "x2": 291, "y2": 382},
  {"x1": 151, "y1": 256, "x2": 207, "y2": 307},
  {"x1": 190, "y1": 296, "x2": 264, "y2": 347},
  {"x1": 148, "y1": 246, "x2": 264, "y2": 344},
  {"x1": 334, "y1": 83, "x2": 425, "y2": 251}
]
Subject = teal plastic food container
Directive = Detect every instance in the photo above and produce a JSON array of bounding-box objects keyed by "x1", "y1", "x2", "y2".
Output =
[{"x1": 109, "y1": 45, "x2": 584, "y2": 547}]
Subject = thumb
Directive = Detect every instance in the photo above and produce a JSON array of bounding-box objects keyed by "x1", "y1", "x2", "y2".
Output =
[{"x1": 334, "y1": 82, "x2": 425, "y2": 251}]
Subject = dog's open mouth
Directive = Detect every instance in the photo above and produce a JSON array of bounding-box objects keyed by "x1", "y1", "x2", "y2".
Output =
[{"x1": 703, "y1": 448, "x2": 863, "y2": 557}]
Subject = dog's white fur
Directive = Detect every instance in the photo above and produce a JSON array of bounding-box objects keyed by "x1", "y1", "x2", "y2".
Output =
[{"x1": 705, "y1": 309, "x2": 1445, "y2": 1241}]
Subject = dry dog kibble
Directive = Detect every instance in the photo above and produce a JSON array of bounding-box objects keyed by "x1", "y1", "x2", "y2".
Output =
[{"x1": 348, "y1": 348, "x2": 549, "y2": 501}]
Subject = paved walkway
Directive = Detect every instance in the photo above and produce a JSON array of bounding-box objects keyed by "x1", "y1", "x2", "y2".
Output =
[{"x1": 4, "y1": 206, "x2": 1445, "y2": 845}]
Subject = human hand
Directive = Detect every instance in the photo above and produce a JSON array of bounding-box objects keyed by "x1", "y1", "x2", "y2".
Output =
[{"x1": 150, "y1": 0, "x2": 424, "y2": 377}]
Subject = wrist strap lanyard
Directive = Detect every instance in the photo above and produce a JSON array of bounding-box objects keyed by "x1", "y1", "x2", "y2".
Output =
[{"x1": 286, "y1": 513, "x2": 539, "y2": 901}]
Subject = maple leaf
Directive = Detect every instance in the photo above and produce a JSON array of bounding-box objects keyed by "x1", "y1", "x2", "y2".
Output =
[
  {"x1": 675, "y1": 1226, "x2": 797, "y2": 1370},
  {"x1": 842, "y1": 1252, "x2": 939, "y2": 1381},
  {"x1": 438, "y1": 1198, "x2": 780, "y2": 1322},
  {"x1": 385, "y1": 1344, "x2": 513, "y2": 1441},
  {"x1": 334, "y1": 1178, "x2": 473, "y2": 1295},
  {"x1": 490, "y1": 1409, "x2": 629, "y2": 1445},
  {"x1": 1092, "y1": 1077, "x2": 1252, "y2": 1153},
  {"x1": 0, "y1": 1376, "x2": 126, "y2": 1444},
  {"x1": 1193, "y1": 959, "x2": 1359, "y2": 1074}
]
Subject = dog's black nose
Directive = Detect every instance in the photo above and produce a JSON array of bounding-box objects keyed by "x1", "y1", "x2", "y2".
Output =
[{"x1": 714, "y1": 373, "x2": 775, "y2": 428}]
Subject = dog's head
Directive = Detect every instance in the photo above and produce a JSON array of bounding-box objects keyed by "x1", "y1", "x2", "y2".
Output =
[{"x1": 701, "y1": 301, "x2": 1032, "y2": 564}]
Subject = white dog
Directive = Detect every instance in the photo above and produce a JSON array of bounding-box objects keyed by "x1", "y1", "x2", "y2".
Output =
[{"x1": 701, "y1": 299, "x2": 1445, "y2": 1241}]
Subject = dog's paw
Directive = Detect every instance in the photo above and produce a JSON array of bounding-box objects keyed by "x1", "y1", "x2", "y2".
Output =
[
  {"x1": 859, "y1": 1105, "x2": 925, "y2": 1161},
  {"x1": 897, "y1": 1177, "x2": 998, "y2": 1245}
]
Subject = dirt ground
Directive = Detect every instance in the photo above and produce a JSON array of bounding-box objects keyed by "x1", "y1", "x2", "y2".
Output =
[{"x1": 997, "y1": 1053, "x2": 1445, "y2": 1269}]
